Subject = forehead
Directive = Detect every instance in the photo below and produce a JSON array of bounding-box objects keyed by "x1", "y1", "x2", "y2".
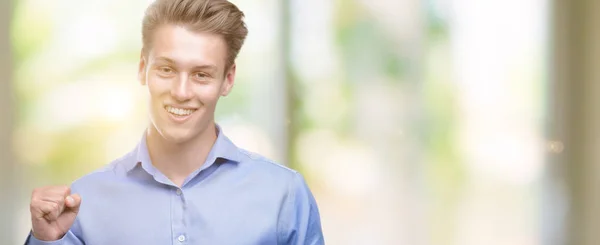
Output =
[{"x1": 147, "y1": 25, "x2": 227, "y2": 70}]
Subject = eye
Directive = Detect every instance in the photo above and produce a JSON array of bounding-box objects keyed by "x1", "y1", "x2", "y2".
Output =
[
  {"x1": 157, "y1": 66, "x2": 175, "y2": 76},
  {"x1": 160, "y1": 67, "x2": 173, "y2": 73},
  {"x1": 193, "y1": 72, "x2": 210, "y2": 81}
]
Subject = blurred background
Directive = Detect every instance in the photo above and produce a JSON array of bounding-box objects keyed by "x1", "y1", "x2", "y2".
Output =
[{"x1": 1, "y1": 0, "x2": 599, "y2": 244}]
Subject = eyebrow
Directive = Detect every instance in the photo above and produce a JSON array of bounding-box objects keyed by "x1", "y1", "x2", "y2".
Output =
[{"x1": 154, "y1": 56, "x2": 218, "y2": 72}]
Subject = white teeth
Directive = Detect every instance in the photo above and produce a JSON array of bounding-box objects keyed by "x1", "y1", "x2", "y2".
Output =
[{"x1": 166, "y1": 106, "x2": 195, "y2": 116}]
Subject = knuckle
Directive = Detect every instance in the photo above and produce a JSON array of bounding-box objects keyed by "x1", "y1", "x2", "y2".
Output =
[
  {"x1": 31, "y1": 192, "x2": 42, "y2": 203},
  {"x1": 49, "y1": 202, "x2": 59, "y2": 211},
  {"x1": 29, "y1": 201, "x2": 37, "y2": 211},
  {"x1": 30, "y1": 198, "x2": 42, "y2": 208},
  {"x1": 58, "y1": 185, "x2": 71, "y2": 195},
  {"x1": 31, "y1": 187, "x2": 49, "y2": 200},
  {"x1": 31, "y1": 188, "x2": 40, "y2": 197}
]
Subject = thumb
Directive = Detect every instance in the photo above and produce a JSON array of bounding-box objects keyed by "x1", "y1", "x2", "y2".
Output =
[
  {"x1": 55, "y1": 194, "x2": 81, "y2": 232},
  {"x1": 64, "y1": 194, "x2": 81, "y2": 212}
]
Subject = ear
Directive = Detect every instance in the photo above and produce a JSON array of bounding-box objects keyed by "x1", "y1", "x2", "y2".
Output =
[
  {"x1": 138, "y1": 52, "x2": 147, "y2": 85},
  {"x1": 221, "y1": 63, "x2": 236, "y2": 96}
]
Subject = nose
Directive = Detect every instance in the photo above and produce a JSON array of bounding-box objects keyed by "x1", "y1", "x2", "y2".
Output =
[{"x1": 171, "y1": 74, "x2": 194, "y2": 102}]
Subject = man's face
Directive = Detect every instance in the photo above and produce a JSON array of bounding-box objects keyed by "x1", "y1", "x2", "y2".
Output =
[{"x1": 139, "y1": 25, "x2": 235, "y2": 144}]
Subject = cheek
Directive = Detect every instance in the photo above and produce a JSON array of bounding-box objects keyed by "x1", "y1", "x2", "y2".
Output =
[
  {"x1": 147, "y1": 77, "x2": 170, "y2": 96},
  {"x1": 194, "y1": 85, "x2": 223, "y2": 102}
]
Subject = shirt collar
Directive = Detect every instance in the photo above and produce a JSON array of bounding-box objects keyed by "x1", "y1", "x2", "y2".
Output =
[{"x1": 124, "y1": 124, "x2": 241, "y2": 173}]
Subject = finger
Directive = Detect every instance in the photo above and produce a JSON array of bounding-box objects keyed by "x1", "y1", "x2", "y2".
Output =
[
  {"x1": 65, "y1": 194, "x2": 81, "y2": 211},
  {"x1": 57, "y1": 194, "x2": 82, "y2": 229},
  {"x1": 30, "y1": 186, "x2": 72, "y2": 221},
  {"x1": 35, "y1": 186, "x2": 70, "y2": 208},
  {"x1": 40, "y1": 195, "x2": 66, "y2": 216},
  {"x1": 46, "y1": 186, "x2": 71, "y2": 198},
  {"x1": 30, "y1": 199, "x2": 51, "y2": 220},
  {"x1": 37, "y1": 201, "x2": 62, "y2": 222}
]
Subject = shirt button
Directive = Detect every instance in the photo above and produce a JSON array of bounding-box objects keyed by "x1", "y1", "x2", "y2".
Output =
[
  {"x1": 176, "y1": 189, "x2": 182, "y2": 196},
  {"x1": 178, "y1": 235, "x2": 186, "y2": 242}
]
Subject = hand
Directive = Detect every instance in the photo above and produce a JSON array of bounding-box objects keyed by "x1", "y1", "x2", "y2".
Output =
[{"x1": 30, "y1": 186, "x2": 82, "y2": 241}]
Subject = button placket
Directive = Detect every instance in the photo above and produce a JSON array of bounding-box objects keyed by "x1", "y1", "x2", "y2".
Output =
[{"x1": 172, "y1": 187, "x2": 187, "y2": 243}]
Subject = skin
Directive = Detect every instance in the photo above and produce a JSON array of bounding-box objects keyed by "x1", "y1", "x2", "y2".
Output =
[
  {"x1": 30, "y1": 24, "x2": 236, "y2": 241},
  {"x1": 141, "y1": 25, "x2": 235, "y2": 187}
]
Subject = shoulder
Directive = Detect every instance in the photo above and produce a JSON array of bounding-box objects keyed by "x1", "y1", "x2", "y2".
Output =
[
  {"x1": 234, "y1": 147, "x2": 314, "y2": 197},
  {"x1": 235, "y1": 148, "x2": 302, "y2": 181}
]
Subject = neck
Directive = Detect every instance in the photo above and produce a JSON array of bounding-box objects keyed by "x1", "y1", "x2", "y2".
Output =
[{"x1": 146, "y1": 122, "x2": 218, "y2": 187}]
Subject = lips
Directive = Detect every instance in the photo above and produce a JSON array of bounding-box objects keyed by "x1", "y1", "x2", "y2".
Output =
[
  {"x1": 164, "y1": 105, "x2": 198, "y2": 123},
  {"x1": 165, "y1": 106, "x2": 195, "y2": 116}
]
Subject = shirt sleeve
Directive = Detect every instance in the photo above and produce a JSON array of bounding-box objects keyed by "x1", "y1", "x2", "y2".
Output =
[
  {"x1": 25, "y1": 230, "x2": 84, "y2": 245},
  {"x1": 277, "y1": 172, "x2": 325, "y2": 245}
]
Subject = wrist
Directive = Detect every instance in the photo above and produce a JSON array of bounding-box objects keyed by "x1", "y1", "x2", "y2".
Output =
[{"x1": 31, "y1": 230, "x2": 64, "y2": 242}]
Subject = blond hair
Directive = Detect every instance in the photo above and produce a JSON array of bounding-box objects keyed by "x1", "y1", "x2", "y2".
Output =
[{"x1": 142, "y1": 0, "x2": 248, "y2": 69}]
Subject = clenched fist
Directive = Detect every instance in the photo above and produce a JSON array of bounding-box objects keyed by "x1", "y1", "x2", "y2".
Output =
[{"x1": 30, "y1": 186, "x2": 82, "y2": 241}]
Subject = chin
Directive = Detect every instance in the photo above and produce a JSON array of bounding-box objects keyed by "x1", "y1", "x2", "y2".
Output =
[
  {"x1": 159, "y1": 127, "x2": 197, "y2": 144},
  {"x1": 149, "y1": 108, "x2": 213, "y2": 144}
]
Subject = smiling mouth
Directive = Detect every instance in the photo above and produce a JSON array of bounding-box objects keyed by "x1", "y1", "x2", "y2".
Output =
[{"x1": 165, "y1": 105, "x2": 197, "y2": 116}]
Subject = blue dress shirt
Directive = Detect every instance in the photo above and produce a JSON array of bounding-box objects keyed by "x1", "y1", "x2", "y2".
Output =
[{"x1": 26, "y1": 126, "x2": 324, "y2": 245}]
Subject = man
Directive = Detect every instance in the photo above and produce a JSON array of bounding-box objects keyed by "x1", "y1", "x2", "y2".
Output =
[{"x1": 25, "y1": 0, "x2": 324, "y2": 244}]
